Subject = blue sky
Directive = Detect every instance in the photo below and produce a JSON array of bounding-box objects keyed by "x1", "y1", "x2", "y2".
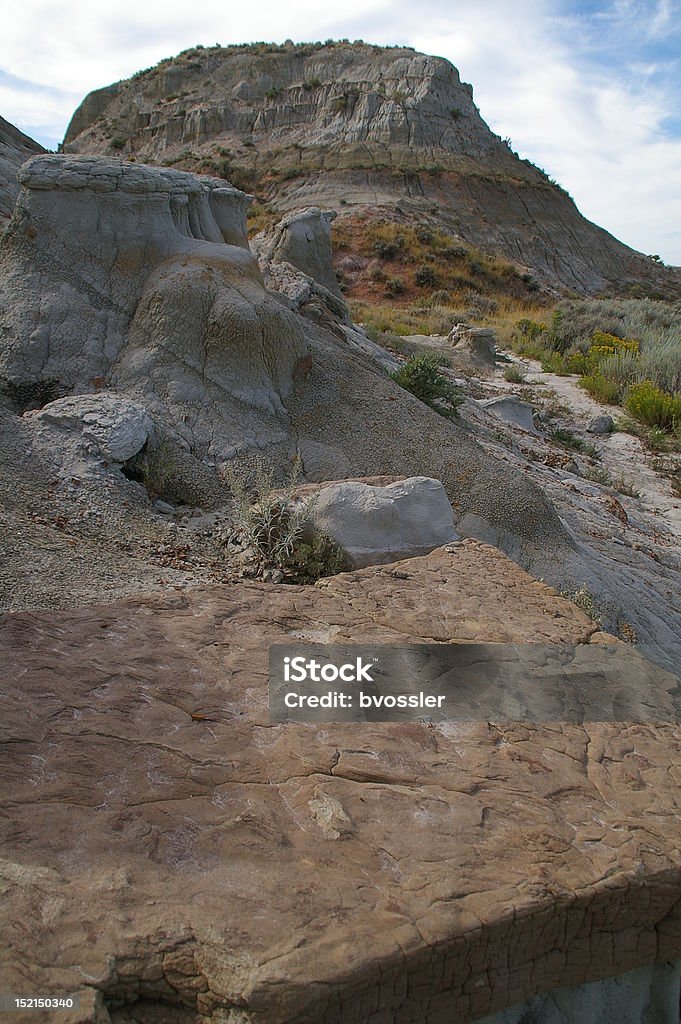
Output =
[{"x1": 2, "y1": 0, "x2": 680, "y2": 264}]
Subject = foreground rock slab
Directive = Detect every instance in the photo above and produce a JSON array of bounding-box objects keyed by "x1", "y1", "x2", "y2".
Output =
[{"x1": 2, "y1": 542, "x2": 681, "y2": 1023}]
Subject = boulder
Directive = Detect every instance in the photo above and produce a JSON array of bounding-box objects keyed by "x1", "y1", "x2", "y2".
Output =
[
  {"x1": 307, "y1": 475, "x2": 458, "y2": 567},
  {"x1": 31, "y1": 393, "x2": 152, "y2": 463},
  {"x1": 480, "y1": 396, "x2": 539, "y2": 433},
  {"x1": 448, "y1": 325, "x2": 497, "y2": 366},
  {"x1": 588, "y1": 414, "x2": 614, "y2": 435}
]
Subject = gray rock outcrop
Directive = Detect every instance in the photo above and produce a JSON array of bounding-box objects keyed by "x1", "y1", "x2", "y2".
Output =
[
  {"x1": 253, "y1": 207, "x2": 342, "y2": 297},
  {"x1": 0, "y1": 155, "x2": 307, "y2": 460},
  {"x1": 306, "y1": 476, "x2": 459, "y2": 567},
  {"x1": 449, "y1": 325, "x2": 497, "y2": 366},
  {"x1": 477, "y1": 961, "x2": 681, "y2": 1024},
  {"x1": 30, "y1": 393, "x2": 152, "y2": 465},
  {"x1": 0, "y1": 115, "x2": 44, "y2": 236},
  {"x1": 588, "y1": 414, "x2": 614, "y2": 434}
]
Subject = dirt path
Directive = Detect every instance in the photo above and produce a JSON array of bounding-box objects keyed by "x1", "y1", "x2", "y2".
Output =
[{"x1": 521, "y1": 358, "x2": 681, "y2": 541}]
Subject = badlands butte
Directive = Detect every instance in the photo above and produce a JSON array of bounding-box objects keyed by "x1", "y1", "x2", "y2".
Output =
[{"x1": 1, "y1": 38, "x2": 681, "y2": 1024}]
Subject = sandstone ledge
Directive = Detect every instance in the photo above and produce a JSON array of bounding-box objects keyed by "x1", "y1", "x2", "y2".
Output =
[{"x1": 1, "y1": 541, "x2": 680, "y2": 1023}]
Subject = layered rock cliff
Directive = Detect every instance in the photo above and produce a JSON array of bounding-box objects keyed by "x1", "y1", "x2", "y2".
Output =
[
  {"x1": 0, "y1": 116, "x2": 44, "y2": 234},
  {"x1": 62, "y1": 41, "x2": 680, "y2": 296}
]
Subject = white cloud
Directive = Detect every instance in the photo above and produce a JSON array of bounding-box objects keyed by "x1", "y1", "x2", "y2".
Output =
[{"x1": 1, "y1": 0, "x2": 680, "y2": 263}]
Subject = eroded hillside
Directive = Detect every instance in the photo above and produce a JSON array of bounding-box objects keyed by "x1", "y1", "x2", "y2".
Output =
[{"x1": 62, "y1": 41, "x2": 681, "y2": 297}]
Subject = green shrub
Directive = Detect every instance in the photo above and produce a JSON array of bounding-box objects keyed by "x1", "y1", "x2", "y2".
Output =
[
  {"x1": 373, "y1": 239, "x2": 401, "y2": 259},
  {"x1": 111, "y1": 137, "x2": 126, "y2": 150},
  {"x1": 415, "y1": 265, "x2": 438, "y2": 287},
  {"x1": 391, "y1": 354, "x2": 463, "y2": 418},
  {"x1": 560, "y1": 585, "x2": 603, "y2": 624},
  {"x1": 504, "y1": 365, "x2": 526, "y2": 384},
  {"x1": 579, "y1": 373, "x2": 622, "y2": 404},
  {"x1": 223, "y1": 460, "x2": 347, "y2": 583},
  {"x1": 384, "y1": 277, "x2": 404, "y2": 295},
  {"x1": 582, "y1": 466, "x2": 613, "y2": 486},
  {"x1": 611, "y1": 474, "x2": 641, "y2": 498},
  {"x1": 285, "y1": 535, "x2": 347, "y2": 583},
  {"x1": 551, "y1": 428, "x2": 600, "y2": 459},
  {"x1": 625, "y1": 380, "x2": 681, "y2": 431},
  {"x1": 540, "y1": 352, "x2": 570, "y2": 374}
]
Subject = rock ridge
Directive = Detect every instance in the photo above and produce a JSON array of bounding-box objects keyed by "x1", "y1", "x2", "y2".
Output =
[{"x1": 60, "y1": 42, "x2": 681, "y2": 295}]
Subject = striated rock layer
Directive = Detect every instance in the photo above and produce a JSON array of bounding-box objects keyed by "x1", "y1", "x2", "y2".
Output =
[
  {"x1": 0, "y1": 115, "x2": 44, "y2": 235},
  {"x1": 62, "y1": 42, "x2": 680, "y2": 295},
  {"x1": 1, "y1": 542, "x2": 681, "y2": 1022}
]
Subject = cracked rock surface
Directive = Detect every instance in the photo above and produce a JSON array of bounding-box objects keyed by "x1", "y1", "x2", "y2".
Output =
[{"x1": 2, "y1": 541, "x2": 681, "y2": 1023}]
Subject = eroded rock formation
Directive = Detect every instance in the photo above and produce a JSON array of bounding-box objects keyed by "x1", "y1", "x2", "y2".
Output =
[
  {"x1": 253, "y1": 207, "x2": 343, "y2": 298},
  {"x1": 61, "y1": 42, "x2": 680, "y2": 295},
  {"x1": 0, "y1": 153, "x2": 573, "y2": 559},
  {"x1": 0, "y1": 115, "x2": 44, "y2": 236},
  {"x1": 0, "y1": 154, "x2": 307, "y2": 458}
]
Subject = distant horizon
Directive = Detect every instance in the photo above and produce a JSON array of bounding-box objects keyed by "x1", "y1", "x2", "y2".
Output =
[{"x1": 3, "y1": 1, "x2": 680, "y2": 265}]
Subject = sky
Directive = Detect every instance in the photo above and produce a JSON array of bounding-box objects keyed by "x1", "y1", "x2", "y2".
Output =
[{"x1": 2, "y1": 0, "x2": 680, "y2": 264}]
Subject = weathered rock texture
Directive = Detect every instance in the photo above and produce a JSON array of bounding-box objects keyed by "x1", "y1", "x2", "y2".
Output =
[
  {"x1": 0, "y1": 154, "x2": 575, "y2": 559},
  {"x1": 306, "y1": 475, "x2": 459, "y2": 567},
  {"x1": 449, "y1": 326, "x2": 497, "y2": 367},
  {"x1": 478, "y1": 961, "x2": 681, "y2": 1024},
  {"x1": 253, "y1": 207, "x2": 342, "y2": 297},
  {"x1": 0, "y1": 154, "x2": 307, "y2": 458},
  {"x1": 31, "y1": 393, "x2": 152, "y2": 464},
  {"x1": 479, "y1": 396, "x2": 539, "y2": 434},
  {"x1": 62, "y1": 43, "x2": 680, "y2": 295},
  {"x1": 0, "y1": 115, "x2": 44, "y2": 235},
  {"x1": 2, "y1": 542, "x2": 681, "y2": 1023}
]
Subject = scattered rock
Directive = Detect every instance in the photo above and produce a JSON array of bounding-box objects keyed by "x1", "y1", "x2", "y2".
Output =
[
  {"x1": 307, "y1": 476, "x2": 459, "y2": 567},
  {"x1": 480, "y1": 396, "x2": 539, "y2": 434},
  {"x1": 153, "y1": 499, "x2": 175, "y2": 514},
  {"x1": 448, "y1": 326, "x2": 497, "y2": 366},
  {"x1": 588, "y1": 414, "x2": 614, "y2": 435},
  {"x1": 31, "y1": 393, "x2": 152, "y2": 463}
]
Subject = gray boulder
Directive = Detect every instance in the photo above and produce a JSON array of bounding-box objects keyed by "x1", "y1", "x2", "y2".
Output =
[
  {"x1": 308, "y1": 476, "x2": 458, "y2": 568},
  {"x1": 480, "y1": 396, "x2": 539, "y2": 434},
  {"x1": 448, "y1": 326, "x2": 497, "y2": 366},
  {"x1": 587, "y1": 414, "x2": 614, "y2": 435},
  {"x1": 30, "y1": 393, "x2": 152, "y2": 463}
]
